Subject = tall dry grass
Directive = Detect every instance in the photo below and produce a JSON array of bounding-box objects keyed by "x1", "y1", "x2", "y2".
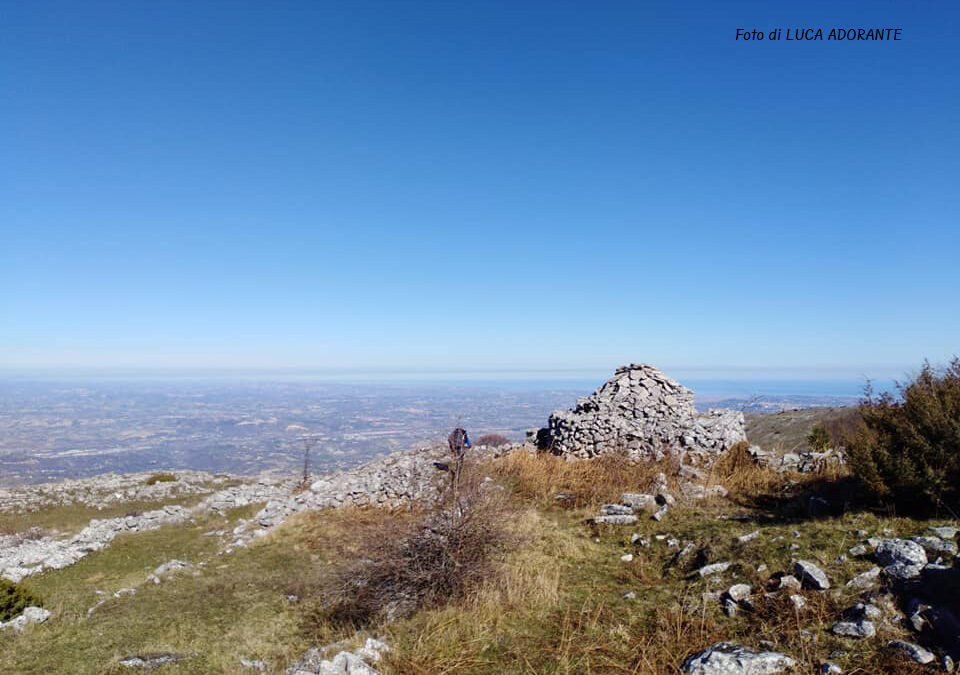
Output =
[{"x1": 489, "y1": 450, "x2": 676, "y2": 509}]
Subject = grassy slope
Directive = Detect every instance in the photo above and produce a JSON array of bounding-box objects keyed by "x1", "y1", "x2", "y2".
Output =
[
  {"x1": 381, "y1": 500, "x2": 933, "y2": 674},
  {"x1": 0, "y1": 450, "x2": 947, "y2": 674},
  {"x1": 745, "y1": 407, "x2": 849, "y2": 453},
  {"x1": 0, "y1": 504, "x2": 315, "y2": 674}
]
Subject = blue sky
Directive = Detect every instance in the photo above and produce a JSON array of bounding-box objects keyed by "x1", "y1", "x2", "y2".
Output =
[{"x1": 2, "y1": 0, "x2": 957, "y2": 376}]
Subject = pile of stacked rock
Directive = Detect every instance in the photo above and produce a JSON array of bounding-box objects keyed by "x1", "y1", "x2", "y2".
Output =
[{"x1": 537, "y1": 364, "x2": 746, "y2": 462}]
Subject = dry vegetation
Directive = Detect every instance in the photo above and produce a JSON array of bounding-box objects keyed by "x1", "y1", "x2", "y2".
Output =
[
  {"x1": 475, "y1": 433, "x2": 512, "y2": 447},
  {"x1": 3, "y1": 381, "x2": 957, "y2": 673},
  {"x1": 490, "y1": 449, "x2": 676, "y2": 509},
  {"x1": 313, "y1": 460, "x2": 516, "y2": 628}
]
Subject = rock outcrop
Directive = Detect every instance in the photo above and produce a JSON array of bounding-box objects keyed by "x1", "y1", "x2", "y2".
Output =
[
  {"x1": 0, "y1": 606, "x2": 50, "y2": 632},
  {"x1": 0, "y1": 471, "x2": 226, "y2": 514},
  {"x1": 0, "y1": 482, "x2": 287, "y2": 583},
  {"x1": 539, "y1": 364, "x2": 746, "y2": 461},
  {"x1": 229, "y1": 447, "x2": 449, "y2": 548}
]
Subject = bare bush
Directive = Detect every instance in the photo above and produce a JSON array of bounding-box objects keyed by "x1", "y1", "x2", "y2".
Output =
[{"x1": 319, "y1": 459, "x2": 513, "y2": 626}]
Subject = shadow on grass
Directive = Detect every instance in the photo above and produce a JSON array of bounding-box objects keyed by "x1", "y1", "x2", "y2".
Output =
[{"x1": 735, "y1": 474, "x2": 876, "y2": 524}]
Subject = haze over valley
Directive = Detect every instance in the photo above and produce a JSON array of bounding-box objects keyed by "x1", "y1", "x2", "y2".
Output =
[{"x1": 0, "y1": 374, "x2": 886, "y2": 486}]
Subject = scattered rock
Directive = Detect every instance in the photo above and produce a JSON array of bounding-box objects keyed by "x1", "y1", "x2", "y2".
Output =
[
  {"x1": 777, "y1": 575, "x2": 802, "y2": 591},
  {"x1": 0, "y1": 606, "x2": 50, "y2": 632},
  {"x1": 681, "y1": 642, "x2": 796, "y2": 674},
  {"x1": 737, "y1": 530, "x2": 760, "y2": 544},
  {"x1": 928, "y1": 526, "x2": 958, "y2": 540},
  {"x1": 795, "y1": 560, "x2": 830, "y2": 590},
  {"x1": 697, "y1": 562, "x2": 732, "y2": 578},
  {"x1": 593, "y1": 515, "x2": 637, "y2": 525},
  {"x1": 148, "y1": 559, "x2": 192, "y2": 584},
  {"x1": 886, "y1": 639, "x2": 935, "y2": 665},
  {"x1": 119, "y1": 653, "x2": 184, "y2": 669},
  {"x1": 621, "y1": 493, "x2": 657, "y2": 511},
  {"x1": 845, "y1": 566, "x2": 881, "y2": 590},
  {"x1": 849, "y1": 602, "x2": 882, "y2": 621},
  {"x1": 875, "y1": 539, "x2": 927, "y2": 580},
  {"x1": 831, "y1": 620, "x2": 875, "y2": 639},
  {"x1": 912, "y1": 536, "x2": 958, "y2": 557},
  {"x1": 726, "y1": 584, "x2": 752, "y2": 602},
  {"x1": 600, "y1": 504, "x2": 633, "y2": 516},
  {"x1": 294, "y1": 637, "x2": 389, "y2": 675}
]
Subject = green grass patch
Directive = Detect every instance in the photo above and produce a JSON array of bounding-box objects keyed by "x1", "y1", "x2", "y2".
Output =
[{"x1": 0, "y1": 503, "x2": 327, "y2": 674}]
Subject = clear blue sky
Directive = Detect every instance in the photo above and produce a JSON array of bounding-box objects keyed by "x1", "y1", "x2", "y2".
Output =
[{"x1": 2, "y1": 1, "x2": 957, "y2": 376}]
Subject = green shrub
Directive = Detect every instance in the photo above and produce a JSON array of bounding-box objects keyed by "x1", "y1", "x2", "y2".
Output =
[
  {"x1": 848, "y1": 358, "x2": 960, "y2": 513},
  {"x1": 806, "y1": 425, "x2": 831, "y2": 452},
  {"x1": 144, "y1": 473, "x2": 177, "y2": 486},
  {"x1": 0, "y1": 579, "x2": 43, "y2": 622}
]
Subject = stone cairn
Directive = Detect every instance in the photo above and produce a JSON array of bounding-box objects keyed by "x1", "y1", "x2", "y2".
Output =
[{"x1": 538, "y1": 364, "x2": 746, "y2": 462}]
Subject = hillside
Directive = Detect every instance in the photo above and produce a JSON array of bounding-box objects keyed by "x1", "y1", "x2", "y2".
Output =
[
  {"x1": 744, "y1": 407, "x2": 855, "y2": 454},
  {"x1": 1, "y1": 453, "x2": 956, "y2": 674}
]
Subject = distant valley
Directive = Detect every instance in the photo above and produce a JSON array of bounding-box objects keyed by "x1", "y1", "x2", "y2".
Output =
[{"x1": 0, "y1": 378, "x2": 861, "y2": 486}]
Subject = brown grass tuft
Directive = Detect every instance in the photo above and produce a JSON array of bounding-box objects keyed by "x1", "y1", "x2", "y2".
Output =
[
  {"x1": 488, "y1": 450, "x2": 676, "y2": 509},
  {"x1": 308, "y1": 459, "x2": 516, "y2": 629}
]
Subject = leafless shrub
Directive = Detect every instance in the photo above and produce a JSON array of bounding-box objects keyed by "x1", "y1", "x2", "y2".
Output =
[{"x1": 318, "y1": 459, "x2": 513, "y2": 627}]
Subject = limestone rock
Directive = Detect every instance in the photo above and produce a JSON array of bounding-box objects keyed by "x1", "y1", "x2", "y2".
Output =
[
  {"x1": 0, "y1": 606, "x2": 50, "y2": 632},
  {"x1": 845, "y1": 566, "x2": 880, "y2": 589},
  {"x1": 681, "y1": 642, "x2": 796, "y2": 674},
  {"x1": 911, "y1": 536, "x2": 957, "y2": 557},
  {"x1": 794, "y1": 560, "x2": 830, "y2": 590},
  {"x1": 621, "y1": 493, "x2": 657, "y2": 511},
  {"x1": 886, "y1": 640, "x2": 935, "y2": 665},
  {"x1": 593, "y1": 515, "x2": 637, "y2": 525},
  {"x1": 697, "y1": 562, "x2": 732, "y2": 577},
  {"x1": 875, "y1": 539, "x2": 927, "y2": 579},
  {"x1": 927, "y1": 526, "x2": 958, "y2": 540},
  {"x1": 831, "y1": 620, "x2": 875, "y2": 639}
]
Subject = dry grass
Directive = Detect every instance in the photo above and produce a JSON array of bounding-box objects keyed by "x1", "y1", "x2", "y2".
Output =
[
  {"x1": 489, "y1": 450, "x2": 675, "y2": 509},
  {"x1": 303, "y1": 459, "x2": 516, "y2": 631},
  {"x1": 704, "y1": 442, "x2": 787, "y2": 499}
]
